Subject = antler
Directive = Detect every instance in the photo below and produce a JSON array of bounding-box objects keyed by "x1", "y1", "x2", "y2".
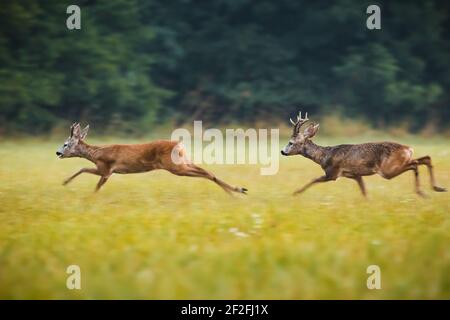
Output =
[
  {"x1": 290, "y1": 111, "x2": 309, "y2": 135},
  {"x1": 290, "y1": 111, "x2": 308, "y2": 126}
]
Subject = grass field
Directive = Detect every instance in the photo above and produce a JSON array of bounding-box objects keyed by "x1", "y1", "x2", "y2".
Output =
[{"x1": 0, "y1": 135, "x2": 449, "y2": 299}]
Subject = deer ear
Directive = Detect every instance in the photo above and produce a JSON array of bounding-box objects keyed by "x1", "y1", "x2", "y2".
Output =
[
  {"x1": 70, "y1": 123, "x2": 76, "y2": 137},
  {"x1": 304, "y1": 123, "x2": 319, "y2": 138},
  {"x1": 71, "y1": 123, "x2": 81, "y2": 138},
  {"x1": 80, "y1": 125, "x2": 89, "y2": 140}
]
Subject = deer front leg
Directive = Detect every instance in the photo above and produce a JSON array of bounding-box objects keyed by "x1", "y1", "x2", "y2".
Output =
[
  {"x1": 354, "y1": 176, "x2": 367, "y2": 197},
  {"x1": 92, "y1": 162, "x2": 114, "y2": 192},
  {"x1": 95, "y1": 175, "x2": 111, "y2": 192},
  {"x1": 342, "y1": 173, "x2": 367, "y2": 197},
  {"x1": 293, "y1": 174, "x2": 336, "y2": 196},
  {"x1": 63, "y1": 168, "x2": 100, "y2": 186}
]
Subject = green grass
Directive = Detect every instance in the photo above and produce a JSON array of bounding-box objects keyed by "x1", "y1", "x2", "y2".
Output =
[{"x1": 0, "y1": 136, "x2": 449, "y2": 299}]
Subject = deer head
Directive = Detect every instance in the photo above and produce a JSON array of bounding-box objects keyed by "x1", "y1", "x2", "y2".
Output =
[
  {"x1": 56, "y1": 123, "x2": 90, "y2": 158},
  {"x1": 281, "y1": 111, "x2": 319, "y2": 156}
]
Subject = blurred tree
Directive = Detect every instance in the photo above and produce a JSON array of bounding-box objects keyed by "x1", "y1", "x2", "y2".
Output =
[
  {"x1": 0, "y1": 0, "x2": 170, "y2": 133},
  {"x1": 145, "y1": 0, "x2": 449, "y2": 129},
  {"x1": 0, "y1": 0, "x2": 449, "y2": 133}
]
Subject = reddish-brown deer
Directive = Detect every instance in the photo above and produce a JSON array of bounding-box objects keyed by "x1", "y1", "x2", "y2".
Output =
[
  {"x1": 57, "y1": 123, "x2": 247, "y2": 194},
  {"x1": 281, "y1": 112, "x2": 446, "y2": 197}
]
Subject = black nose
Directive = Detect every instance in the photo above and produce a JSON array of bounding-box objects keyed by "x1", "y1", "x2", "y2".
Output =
[
  {"x1": 56, "y1": 151, "x2": 62, "y2": 156},
  {"x1": 281, "y1": 150, "x2": 286, "y2": 156}
]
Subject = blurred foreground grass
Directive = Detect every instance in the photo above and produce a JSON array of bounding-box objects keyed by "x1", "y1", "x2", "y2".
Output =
[{"x1": 0, "y1": 136, "x2": 449, "y2": 299}]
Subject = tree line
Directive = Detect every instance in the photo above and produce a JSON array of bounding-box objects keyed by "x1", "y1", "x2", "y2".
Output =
[{"x1": 0, "y1": 0, "x2": 449, "y2": 134}]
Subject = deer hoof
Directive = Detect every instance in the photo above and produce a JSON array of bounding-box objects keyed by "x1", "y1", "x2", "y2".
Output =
[
  {"x1": 433, "y1": 186, "x2": 447, "y2": 192},
  {"x1": 240, "y1": 188, "x2": 248, "y2": 194},
  {"x1": 416, "y1": 191, "x2": 427, "y2": 198}
]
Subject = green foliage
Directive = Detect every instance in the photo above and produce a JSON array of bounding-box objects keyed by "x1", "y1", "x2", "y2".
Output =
[
  {"x1": 0, "y1": 0, "x2": 170, "y2": 133},
  {"x1": 0, "y1": 0, "x2": 449, "y2": 133},
  {"x1": 146, "y1": 0, "x2": 450, "y2": 128}
]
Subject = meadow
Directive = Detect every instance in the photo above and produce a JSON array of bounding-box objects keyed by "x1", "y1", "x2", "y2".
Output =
[{"x1": 0, "y1": 135, "x2": 449, "y2": 299}]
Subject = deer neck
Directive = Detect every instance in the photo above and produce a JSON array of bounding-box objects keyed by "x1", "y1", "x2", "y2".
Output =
[
  {"x1": 77, "y1": 141, "x2": 100, "y2": 163},
  {"x1": 301, "y1": 140, "x2": 327, "y2": 166}
]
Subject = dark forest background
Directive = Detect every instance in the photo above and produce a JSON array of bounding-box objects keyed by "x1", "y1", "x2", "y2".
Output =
[{"x1": 0, "y1": 0, "x2": 449, "y2": 135}]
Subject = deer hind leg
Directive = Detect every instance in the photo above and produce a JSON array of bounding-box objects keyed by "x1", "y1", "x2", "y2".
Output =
[
  {"x1": 170, "y1": 164, "x2": 247, "y2": 195},
  {"x1": 379, "y1": 148, "x2": 428, "y2": 197},
  {"x1": 381, "y1": 161, "x2": 426, "y2": 197},
  {"x1": 411, "y1": 163, "x2": 426, "y2": 197},
  {"x1": 415, "y1": 156, "x2": 446, "y2": 192},
  {"x1": 63, "y1": 168, "x2": 101, "y2": 186}
]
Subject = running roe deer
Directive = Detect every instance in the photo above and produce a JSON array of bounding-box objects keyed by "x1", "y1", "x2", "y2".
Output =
[
  {"x1": 56, "y1": 123, "x2": 247, "y2": 194},
  {"x1": 281, "y1": 112, "x2": 446, "y2": 197}
]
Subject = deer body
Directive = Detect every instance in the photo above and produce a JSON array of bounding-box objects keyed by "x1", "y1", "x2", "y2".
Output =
[
  {"x1": 301, "y1": 141, "x2": 412, "y2": 176},
  {"x1": 282, "y1": 112, "x2": 446, "y2": 197},
  {"x1": 76, "y1": 141, "x2": 180, "y2": 174},
  {"x1": 58, "y1": 124, "x2": 247, "y2": 194}
]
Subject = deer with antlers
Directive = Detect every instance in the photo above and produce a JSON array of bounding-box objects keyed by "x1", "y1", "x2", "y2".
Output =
[
  {"x1": 281, "y1": 111, "x2": 446, "y2": 197},
  {"x1": 56, "y1": 123, "x2": 247, "y2": 194}
]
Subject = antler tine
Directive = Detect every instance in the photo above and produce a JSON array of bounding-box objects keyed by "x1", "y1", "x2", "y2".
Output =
[
  {"x1": 290, "y1": 110, "x2": 310, "y2": 128},
  {"x1": 297, "y1": 111, "x2": 309, "y2": 123}
]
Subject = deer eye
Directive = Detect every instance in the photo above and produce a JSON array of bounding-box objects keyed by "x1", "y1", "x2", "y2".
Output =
[{"x1": 288, "y1": 142, "x2": 293, "y2": 146}]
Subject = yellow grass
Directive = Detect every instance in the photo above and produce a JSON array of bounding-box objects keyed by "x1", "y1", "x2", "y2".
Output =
[{"x1": 0, "y1": 136, "x2": 449, "y2": 299}]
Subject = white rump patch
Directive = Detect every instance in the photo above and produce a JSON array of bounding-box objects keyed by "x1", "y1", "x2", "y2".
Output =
[{"x1": 406, "y1": 148, "x2": 414, "y2": 159}]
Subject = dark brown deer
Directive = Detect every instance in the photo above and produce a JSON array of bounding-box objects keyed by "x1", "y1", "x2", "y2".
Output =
[
  {"x1": 57, "y1": 123, "x2": 247, "y2": 194},
  {"x1": 281, "y1": 112, "x2": 446, "y2": 197}
]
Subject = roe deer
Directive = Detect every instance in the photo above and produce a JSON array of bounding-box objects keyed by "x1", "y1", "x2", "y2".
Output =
[
  {"x1": 57, "y1": 123, "x2": 247, "y2": 194},
  {"x1": 281, "y1": 112, "x2": 446, "y2": 197}
]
